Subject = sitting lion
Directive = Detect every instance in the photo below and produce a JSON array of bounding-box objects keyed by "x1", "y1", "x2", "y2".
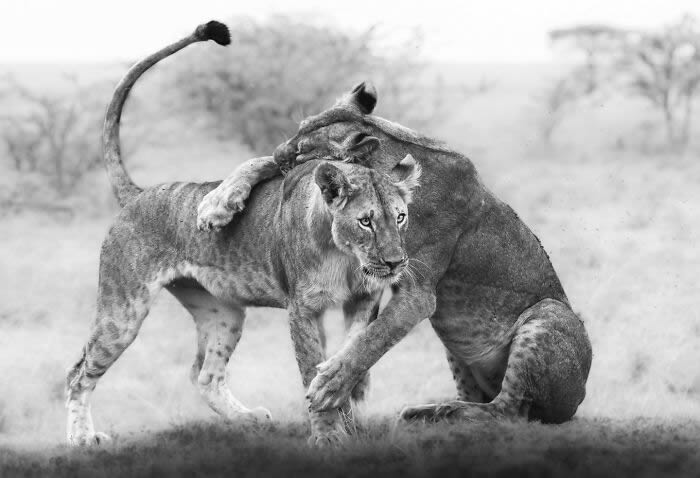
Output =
[
  {"x1": 197, "y1": 83, "x2": 593, "y2": 424},
  {"x1": 65, "y1": 21, "x2": 420, "y2": 447}
]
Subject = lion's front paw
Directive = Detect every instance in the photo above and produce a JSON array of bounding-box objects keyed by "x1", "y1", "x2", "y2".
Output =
[
  {"x1": 68, "y1": 431, "x2": 112, "y2": 447},
  {"x1": 197, "y1": 183, "x2": 251, "y2": 231},
  {"x1": 306, "y1": 356, "x2": 358, "y2": 412},
  {"x1": 307, "y1": 430, "x2": 344, "y2": 448}
]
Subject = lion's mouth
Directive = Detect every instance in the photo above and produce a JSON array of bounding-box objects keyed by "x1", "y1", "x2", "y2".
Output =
[{"x1": 361, "y1": 265, "x2": 404, "y2": 284}]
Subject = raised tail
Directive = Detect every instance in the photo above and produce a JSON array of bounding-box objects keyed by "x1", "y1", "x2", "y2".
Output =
[{"x1": 103, "y1": 21, "x2": 231, "y2": 206}]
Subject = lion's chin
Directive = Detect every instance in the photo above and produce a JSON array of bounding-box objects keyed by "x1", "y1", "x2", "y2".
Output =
[{"x1": 361, "y1": 266, "x2": 403, "y2": 288}]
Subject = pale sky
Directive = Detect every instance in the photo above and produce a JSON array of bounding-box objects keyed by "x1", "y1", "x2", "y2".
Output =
[{"x1": 2, "y1": 0, "x2": 700, "y2": 63}]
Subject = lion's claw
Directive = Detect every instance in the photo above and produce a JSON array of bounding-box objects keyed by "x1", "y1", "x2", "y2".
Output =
[{"x1": 197, "y1": 208, "x2": 235, "y2": 232}]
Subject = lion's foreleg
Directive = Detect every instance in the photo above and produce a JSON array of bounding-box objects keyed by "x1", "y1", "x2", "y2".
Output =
[
  {"x1": 197, "y1": 156, "x2": 279, "y2": 231},
  {"x1": 307, "y1": 284, "x2": 435, "y2": 412},
  {"x1": 341, "y1": 291, "x2": 381, "y2": 404},
  {"x1": 288, "y1": 302, "x2": 346, "y2": 447}
]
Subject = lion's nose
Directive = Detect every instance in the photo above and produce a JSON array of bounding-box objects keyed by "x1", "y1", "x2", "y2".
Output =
[{"x1": 382, "y1": 256, "x2": 405, "y2": 271}]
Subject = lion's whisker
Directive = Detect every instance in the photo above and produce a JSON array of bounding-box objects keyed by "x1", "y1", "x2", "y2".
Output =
[{"x1": 407, "y1": 259, "x2": 428, "y2": 280}]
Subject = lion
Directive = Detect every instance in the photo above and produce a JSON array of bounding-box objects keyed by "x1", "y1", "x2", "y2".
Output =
[
  {"x1": 65, "y1": 21, "x2": 420, "y2": 447},
  {"x1": 197, "y1": 83, "x2": 593, "y2": 425}
]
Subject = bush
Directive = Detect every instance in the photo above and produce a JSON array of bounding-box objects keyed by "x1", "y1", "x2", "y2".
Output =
[
  {"x1": 0, "y1": 75, "x2": 104, "y2": 199},
  {"x1": 170, "y1": 16, "x2": 451, "y2": 154},
  {"x1": 0, "y1": 74, "x2": 150, "y2": 211}
]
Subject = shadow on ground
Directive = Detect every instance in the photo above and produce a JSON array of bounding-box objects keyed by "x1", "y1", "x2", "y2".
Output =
[{"x1": 2, "y1": 417, "x2": 699, "y2": 477}]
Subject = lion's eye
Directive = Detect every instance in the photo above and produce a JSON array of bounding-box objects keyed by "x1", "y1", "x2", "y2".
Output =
[
  {"x1": 397, "y1": 213, "x2": 406, "y2": 224},
  {"x1": 359, "y1": 217, "x2": 372, "y2": 229}
]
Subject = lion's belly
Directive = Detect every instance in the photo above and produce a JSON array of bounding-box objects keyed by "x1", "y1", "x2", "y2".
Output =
[
  {"x1": 429, "y1": 292, "x2": 512, "y2": 398},
  {"x1": 178, "y1": 262, "x2": 288, "y2": 308},
  {"x1": 430, "y1": 272, "x2": 537, "y2": 365},
  {"x1": 430, "y1": 310, "x2": 511, "y2": 369},
  {"x1": 222, "y1": 271, "x2": 288, "y2": 308}
]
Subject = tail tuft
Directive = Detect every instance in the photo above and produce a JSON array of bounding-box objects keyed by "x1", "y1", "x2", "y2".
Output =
[
  {"x1": 195, "y1": 21, "x2": 231, "y2": 46},
  {"x1": 104, "y1": 20, "x2": 232, "y2": 206}
]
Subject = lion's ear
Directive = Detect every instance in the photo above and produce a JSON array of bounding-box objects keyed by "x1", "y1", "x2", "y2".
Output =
[
  {"x1": 344, "y1": 132, "x2": 380, "y2": 159},
  {"x1": 345, "y1": 81, "x2": 378, "y2": 114},
  {"x1": 391, "y1": 154, "x2": 421, "y2": 204},
  {"x1": 315, "y1": 163, "x2": 353, "y2": 206}
]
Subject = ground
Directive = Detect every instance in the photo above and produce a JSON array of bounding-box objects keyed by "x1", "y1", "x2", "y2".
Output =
[
  {"x1": 2, "y1": 418, "x2": 699, "y2": 477},
  {"x1": 0, "y1": 62, "x2": 699, "y2": 476}
]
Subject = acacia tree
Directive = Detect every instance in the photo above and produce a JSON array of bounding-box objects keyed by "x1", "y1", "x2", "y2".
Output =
[
  {"x1": 620, "y1": 16, "x2": 700, "y2": 147},
  {"x1": 551, "y1": 15, "x2": 700, "y2": 150},
  {"x1": 550, "y1": 24, "x2": 624, "y2": 95},
  {"x1": 533, "y1": 77, "x2": 580, "y2": 144}
]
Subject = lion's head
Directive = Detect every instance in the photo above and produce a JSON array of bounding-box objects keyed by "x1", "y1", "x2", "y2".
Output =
[
  {"x1": 273, "y1": 81, "x2": 452, "y2": 176},
  {"x1": 311, "y1": 155, "x2": 420, "y2": 286}
]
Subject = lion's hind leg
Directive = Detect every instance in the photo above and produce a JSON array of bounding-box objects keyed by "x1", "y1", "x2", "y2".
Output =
[
  {"x1": 66, "y1": 263, "x2": 161, "y2": 446},
  {"x1": 168, "y1": 284, "x2": 271, "y2": 425},
  {"x1": 402, "y1": 299, "x2": 592, "y2": 424},
  {"x1": 446, "y1": 350, "x2": 487, "y2": 403}
]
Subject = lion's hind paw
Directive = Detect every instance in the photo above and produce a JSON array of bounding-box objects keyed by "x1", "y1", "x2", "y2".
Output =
[{"x1": 68, "y1": 431, "x2": 112, "y2": 447}]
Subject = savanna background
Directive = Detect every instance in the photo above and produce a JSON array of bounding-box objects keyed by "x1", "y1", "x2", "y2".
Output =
[{"x1": 1, "y1": 1, "x2": 699, "y2": 476}]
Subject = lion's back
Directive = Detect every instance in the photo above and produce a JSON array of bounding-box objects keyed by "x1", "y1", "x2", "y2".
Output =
[
  {"x1": 99, "y1": 181, "x2": 225, "y2": 278},
  {"x1": 100, "y1": 178, "x2": 289, "y2": 306}
]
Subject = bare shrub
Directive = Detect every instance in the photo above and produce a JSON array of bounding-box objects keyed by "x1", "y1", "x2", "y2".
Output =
[
  {"x1": 0, "y1": 74, "x2": 152, "y2": 213},
  {"x1": 0, "y1": 75, "x2": 104, "y2": 199}
]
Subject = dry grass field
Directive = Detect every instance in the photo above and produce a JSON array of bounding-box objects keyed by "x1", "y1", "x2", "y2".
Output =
[{"x1": 0, "y1": 62, "x2": 699, "y2": 476}]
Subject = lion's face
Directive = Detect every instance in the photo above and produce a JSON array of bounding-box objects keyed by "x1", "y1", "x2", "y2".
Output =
[
  {"x1": 273, "y1": 82, "x2": 404, "y2": 174},
  {"x1": 314, "y1": 156, "x2": 420, "y2": 287}
]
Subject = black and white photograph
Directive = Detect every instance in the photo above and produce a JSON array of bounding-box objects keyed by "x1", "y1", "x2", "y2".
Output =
[{"x1": 1, "y1": 1, "x2": 699, "y2": 476}]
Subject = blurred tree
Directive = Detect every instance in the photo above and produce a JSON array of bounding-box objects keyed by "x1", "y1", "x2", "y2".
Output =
[
  {"x1": 533, "y1": 77, "x2": 581, "y2": 144},
  {"x1": 0, "y1": 75, "x2": 103, "y2": 197},
  {"x1": 551, "y1": 15, "x2": 700, "y2": 150},
  {"x1": 0, "y1": 75, "x2": 149, "y2": 206},
  {"x1": 170, "y1": 16, "x2": 460, "y2": 154},
  {"x1": 550, "y1": 24, "x2": 624, "y2": 95}
]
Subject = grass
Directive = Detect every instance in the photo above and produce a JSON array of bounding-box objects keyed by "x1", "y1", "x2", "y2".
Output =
[
  {"x1": 1, "y1": 61, "x2": 700, "y2": 476},
  {"x1": 2, "y1": 418, "x2": 699, "y2": 477}
]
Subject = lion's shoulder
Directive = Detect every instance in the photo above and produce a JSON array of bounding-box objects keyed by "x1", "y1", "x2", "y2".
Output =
[{"x1": 281, "y1": 160, "x2": 320, "y2": 202}]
